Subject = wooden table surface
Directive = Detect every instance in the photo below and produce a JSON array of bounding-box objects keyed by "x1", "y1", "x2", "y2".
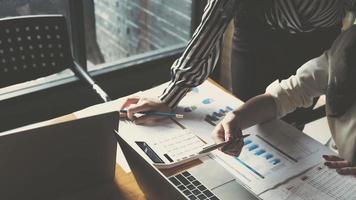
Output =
[{"x1": 113, "y1": 165, "x2": 146, "y2": 200}]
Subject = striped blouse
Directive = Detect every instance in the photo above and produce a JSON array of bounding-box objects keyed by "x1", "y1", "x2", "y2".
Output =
[{"x1": 159, "y1": 0, "x2": 356, "y2": 108}]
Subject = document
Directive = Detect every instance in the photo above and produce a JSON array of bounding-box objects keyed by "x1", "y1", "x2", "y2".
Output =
[
  {"x1": 142, "y1": 81, "x2": 335, "y2": 195},
  {"x1": 260, "y1": 163, "x2": 356, "y2": 200},
  {"x1": 87, "y1": 81, "x2": 340, "y2": 195},
  {"x1": 214, "y1": 120, "x2": 334, "y2": 195},
  {"x1": 140, "y1": 81, "x2": 244, "y2": 143}
]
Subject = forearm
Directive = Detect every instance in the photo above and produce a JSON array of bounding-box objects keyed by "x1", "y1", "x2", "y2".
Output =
[
  {"x1": 159, "y1": 0, "x2": 237, "y2": 108},
  {"x1": 342, "y1": 11, "x2": 356, "y2": 31},
  {"x1": 233, "y1": 94, "x2": 278, "y2": 130}
]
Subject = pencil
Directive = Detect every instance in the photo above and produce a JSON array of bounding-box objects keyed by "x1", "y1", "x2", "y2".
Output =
[
  {"x1": 198, "y1": 134, "x2": 250, "y2": 154},
  {"x1": 119, "y1": 109, "x2": 184, "y2": 119}
]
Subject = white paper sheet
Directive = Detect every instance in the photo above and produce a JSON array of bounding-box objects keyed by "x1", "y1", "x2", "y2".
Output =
[
  {"x1": 91, "y1": 81, "x2": 337, "y2": 194},
  {"x1": 141, "y1": 81, "x2": 335, "y2": 195},
  {"x1": 260, "y1": 163, "x2": 356, "y2": 200},
  {"x1": 140, "y1": 82, "x2": 244, "y2": 143},
  {"x1": 213, "y1": 120, "x2": 335, "y2": 195}
]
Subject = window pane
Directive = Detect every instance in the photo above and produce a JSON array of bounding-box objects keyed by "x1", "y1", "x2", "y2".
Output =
[
  {"x1": 85, "y1": 0, "x2": 192, "y2": 68},
  {"x1": 0, "y1": 1, "x2": 66, "y2": 17}
]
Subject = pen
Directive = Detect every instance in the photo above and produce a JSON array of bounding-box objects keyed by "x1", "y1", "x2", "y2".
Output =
[
  {"x1": 198, "y1": 134, "x2": 250, "y2": 154},
  {"x1": 119, "y1": 109, "x2": 184, "y2": 119}
]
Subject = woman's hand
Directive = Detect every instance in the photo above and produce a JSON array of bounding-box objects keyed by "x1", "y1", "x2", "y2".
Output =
[
  {"x1": 323, "y1": 155, "x2": 356, "y2": 176},
  {"x1": 211, "y1": 112, "x2": 244, "y2": 157},
  {"x1": 120, "y1": 96, "x2": 171, "y2": 125}
]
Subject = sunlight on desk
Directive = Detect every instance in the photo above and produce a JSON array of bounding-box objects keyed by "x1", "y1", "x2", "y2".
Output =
[{"x1": 113, "y1": 165, "x2": 146, "y2": 200}]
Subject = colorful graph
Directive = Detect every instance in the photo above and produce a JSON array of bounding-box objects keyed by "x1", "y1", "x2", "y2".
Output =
[
  {"x1": 234, "y1": 139, "x2": 285, "y2": 178},
  {"x1": 244, "y1": 139, "x2": 282, "y2": 166},
  {"x1": 184, "y1": 105, "x2": 197, "y2": 112},
  {"x1": 202, "y1": 98, "x2": 214, "y2": 104},
  {"x1": 204, "y1": 106, "x2": 234, "y2": 126},
  {"x1": 192, "y1": 87, "x2": 199, "y2": 93}
]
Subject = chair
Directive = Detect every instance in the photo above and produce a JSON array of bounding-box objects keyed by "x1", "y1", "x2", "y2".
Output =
[
  {"x1": 0, "y1": 15, "x2": 111, "y2": 103},
  {"x1": 0, "y1": 15, "x2": 111, "y2": 131}
]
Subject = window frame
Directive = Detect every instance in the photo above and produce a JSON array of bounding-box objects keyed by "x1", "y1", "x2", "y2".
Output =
[{"x1": 0, "y1": 0, "x2": 204, "y2": 101}]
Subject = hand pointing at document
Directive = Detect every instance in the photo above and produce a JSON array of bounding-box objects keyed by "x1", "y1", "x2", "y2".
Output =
[{"x1": 211, "y1": 112, "x2": 244, "y2": 157}]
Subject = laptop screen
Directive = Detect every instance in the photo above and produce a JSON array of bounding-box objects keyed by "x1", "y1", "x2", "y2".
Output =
[{"x1": 0, "y1": 112, "x2": 118, "y2": 199}]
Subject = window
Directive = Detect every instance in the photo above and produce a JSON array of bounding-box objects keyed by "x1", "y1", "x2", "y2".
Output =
[
  {"x1": 85, "y1": 0, "x2": 192, "y2": 70},
  {"x1": 0, "y1": 0, "x2": 193, "y2": 98}
]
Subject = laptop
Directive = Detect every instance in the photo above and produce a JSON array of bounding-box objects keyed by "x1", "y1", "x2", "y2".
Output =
[
  {"x1": 0, "y1": 112, "x2": 119, "y2": 200},
  {"x1": 116, "y1": 130, "x2": 260, "y2": 200}
]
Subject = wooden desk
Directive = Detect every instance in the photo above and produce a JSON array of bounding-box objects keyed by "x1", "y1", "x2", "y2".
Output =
[{"x1": 112, "y1": 165, "x2": 146, "y2": 200}]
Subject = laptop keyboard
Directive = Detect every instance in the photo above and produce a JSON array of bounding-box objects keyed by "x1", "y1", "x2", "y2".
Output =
[{"x1": 169, "y1": 171, "x2": 219, "y2": 200}]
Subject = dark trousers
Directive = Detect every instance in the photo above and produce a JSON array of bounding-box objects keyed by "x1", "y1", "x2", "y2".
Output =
[{"x1": 231, "y1": 20, "x2": 340, "y2": 128}]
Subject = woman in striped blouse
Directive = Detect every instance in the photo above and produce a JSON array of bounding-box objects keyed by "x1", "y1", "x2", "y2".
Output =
[{"x1": 121, "y1": 0, "x2": 356, "y2": 171}]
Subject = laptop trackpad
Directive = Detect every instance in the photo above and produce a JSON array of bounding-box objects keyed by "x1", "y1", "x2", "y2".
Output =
[
  {"x1": 212, "y1": 180, "x2": 259, "y2": 200},
  {"x1": 188, "y1": 157, "x2": 234, "y2": 189}
]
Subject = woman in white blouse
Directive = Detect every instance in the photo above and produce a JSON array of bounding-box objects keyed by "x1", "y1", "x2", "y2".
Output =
[{"x1": 212, "y1": 26, "x2": 356, "y2": 176}]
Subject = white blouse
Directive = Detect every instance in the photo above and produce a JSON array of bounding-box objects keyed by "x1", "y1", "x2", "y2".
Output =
[{"x1": 266, "y1": 53, "x2": 356, "y2": 164}]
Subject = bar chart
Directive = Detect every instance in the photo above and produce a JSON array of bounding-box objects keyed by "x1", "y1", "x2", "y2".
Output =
[
  {"x1": 234, "y1": 136, "x2": 294, "y2": 179},
  {"x1": 204, "y1": 106, "x2": 234, "y2": 126}
]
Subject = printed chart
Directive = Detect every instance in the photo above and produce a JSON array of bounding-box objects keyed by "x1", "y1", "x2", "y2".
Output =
[
  {"x1": 261, "y1": 164, "x2": 356, "y2": 200},
  {"x1": 140, "y1": 81, "x2": 334, "y2": 195},
  {"x1": 204, "y1": 106, "x2": 234, "y2": 126},
  {"x1": 234, "y1": 136, "x2": 295, "y2": 179}
]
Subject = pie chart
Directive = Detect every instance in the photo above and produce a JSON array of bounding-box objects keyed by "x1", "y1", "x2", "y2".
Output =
[{"x1": 202, "y1": 98, "x2": 214, "y2": 104}]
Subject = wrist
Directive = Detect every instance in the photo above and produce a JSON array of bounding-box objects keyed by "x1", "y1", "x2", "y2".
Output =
[
  {"x1": 159, "y1": 85, "x2": 190, "y2": 109},
  {"x1": 230, "y1": 110, "x2": 243, "y2": 130}
]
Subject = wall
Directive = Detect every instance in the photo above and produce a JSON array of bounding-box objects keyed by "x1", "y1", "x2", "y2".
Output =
[{"x1": 94, "y1": 0, "x2": 191, "y2": 62}]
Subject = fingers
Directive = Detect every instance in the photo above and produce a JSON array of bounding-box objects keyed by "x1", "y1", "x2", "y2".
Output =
[
  {"x1": 324, "y1": 160, "x2": 351, "y2": 169},
  {"x1": 125, "y1": 98, "x2": 156, "y2": 120},
  {"x1": 120, "y1": 96, "x2": 140, "y2": 110},
  {"x1": 336, "y1": 167, "x2": 356, "y2": 176},
  {"x1": 222, "y1": 139, "x2": 244, "y2": 157},
  {"x1": 210, "y1": 112, "x2": 244, "y2": 157},
  {"x1": 211, "y1": 124, "x2": 225, "y2": 144},
  {"x1": 322, "y1": 155, "x2": 345, "y2": 161},
  {"x1": 222, "y1": 122, "x2": 241, "y2": 141},
  {"x1": 120, "y1": 96, "x2": 172, "y2": 125},
  {"x1": 133, "y1": 115, "x2": 164, "y2": 125},
  {"x1": 323, "y1": 155, "x2": 356, "y2": 176},
  {"x1": 323, "y1": 155, "x2": 351, "y2": 169},
  {"x1": 120, "y1": 97, "x2": 141, "y2": 119},
  {"x1": 211, "y1": 123, "x2": 244, "y2": 157},
  {"x1": 126, "y1": 102, "x2": 151, "y2": 120}
]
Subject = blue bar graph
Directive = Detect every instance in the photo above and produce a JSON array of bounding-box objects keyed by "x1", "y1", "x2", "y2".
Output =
[
  {"x1": 255, "y1": 149, "x2": 266, "y2": 156},
  {"x1": 219, "y1": 109, "x2": 226, "y2": 114},
  {"x1": 236, "y1": 138, "x2": 286, "y2": 178},
  {"x1": 271, "y1": 159, "x2": 281, "y2": 165},
  {"x1": 204, "y1": 105, "x2": 235, "y2": 127},
  {"x1": 248, "y1": 144, "x2": 259, "y2": 151},
  {"x1": 264, "y1": 153, "x2": 273, "y2": 160},
  {"x1": 244, "y1": 139, "x2": 252, "y2": 145},
  {"x1": 213, "y1": 112, "x2": 223, "y2": 118},
  {"x1": 226, "y1": 106, "x2": 233, "y2": 111}
]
